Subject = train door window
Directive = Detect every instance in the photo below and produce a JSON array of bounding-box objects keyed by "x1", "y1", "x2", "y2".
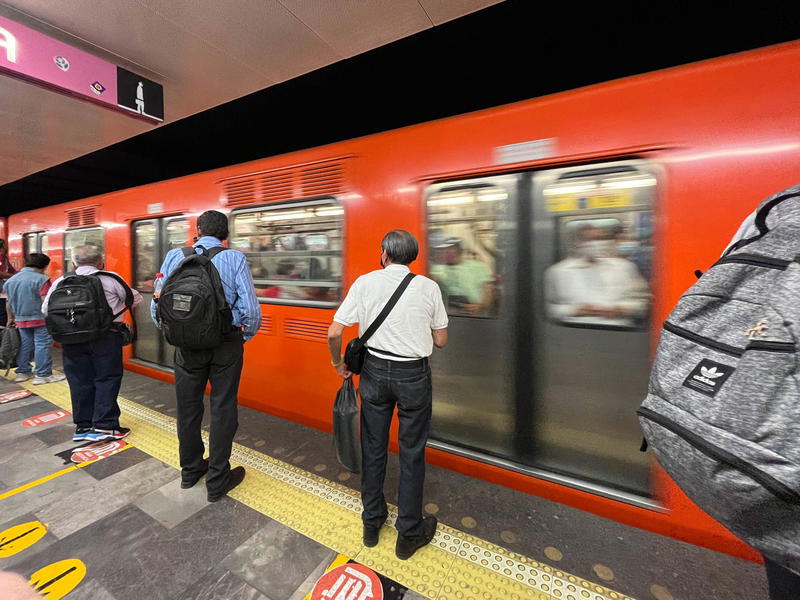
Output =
[
  {"x1": 63, "y1": 227, "x2": 105, "y2": 270},
  {"x1": 22, "y1": 232, "x2": 48, "y2": 262},
  {"x1": 229, "y1": 200, "x2": 343, "y2": 307},
  {"x1": 425, "y1": 175, "x2": 518, "y2": 457},
  {"x1": 530, "y1": 160, "x2": 657, "y2": 496},
  {"x1": 132, "y1": 217, "x2": 189, "y2": 368}
]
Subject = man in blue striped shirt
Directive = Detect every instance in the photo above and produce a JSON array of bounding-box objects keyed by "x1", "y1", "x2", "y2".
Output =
[{"x1": 151, "y1": 210, "x2": 261, "y2": 501}]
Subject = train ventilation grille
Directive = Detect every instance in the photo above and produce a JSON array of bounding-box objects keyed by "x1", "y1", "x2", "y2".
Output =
[
  {"x1": 258, "y1": 315, "x2": 274, "y2": 336},
  {"x1": 220, "y1": 159, "x2": 347, "y2": 207},
  {"x1": 284, "y1": 318, "x2": 328, "y2": 343},
  {"x1": 66, "y1": 205, "x2": 98, "y2": 227}
]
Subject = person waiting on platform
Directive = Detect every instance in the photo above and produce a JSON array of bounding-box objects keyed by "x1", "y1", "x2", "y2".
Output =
[
  {"x1": 0, "y1": 239, "x2": 17, "y2": 327},
  {"x1": 43, "y1": 245, "x2": 142, "y2": 442},
  {"x1": 4, "y1": 252, "x2": 64, "y2": 385},
  {"x1": 152, "y1": 210, "x2": 261, "y2": 502},
  {"x1": 544, "y1": 224, "x2": 649, "y2": 328},
  {"x1": 327, "y1": 230, "x2": 449, "y2": 560}
]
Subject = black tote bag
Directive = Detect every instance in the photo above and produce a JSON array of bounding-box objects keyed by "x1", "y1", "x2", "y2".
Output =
[{"x1": 333, "y1": 377, "x2": 361, "y2": 473}]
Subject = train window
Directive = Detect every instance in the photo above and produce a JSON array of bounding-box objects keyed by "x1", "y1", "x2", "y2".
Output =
[
  {"x1": 63, "y1": 227, "x2": 105, "y2": 270},
  {"x1": 229, "y1": 200, "x2": 343, "y2": 307},
  {"x1": 133, "y1": 219, "x2": 188, "y2": 292},
  {"x1": 541, "y1": 169, "x2": 654, "y2": 331},
  {"x1": 427, "y1": 184, "x2": 508, "y2": 318},
  {"x1": 22, "y1": 232, "x2": 48, "y2": 262}
]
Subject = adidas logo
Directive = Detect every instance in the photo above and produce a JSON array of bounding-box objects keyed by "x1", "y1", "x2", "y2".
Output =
[{"x1": 694, "y1": 366, "x2": 725, "y2": 386}]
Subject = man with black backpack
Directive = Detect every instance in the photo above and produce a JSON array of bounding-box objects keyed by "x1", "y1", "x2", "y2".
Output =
[
  {"x1": 42, "y1": 244, "x2": 141, "y2": 442},
  {"x1": 327, "y1": 230, "x2": 449, "y2": 560},
  {"x1": 151, "y1": 210, "x2": 261, "y2": 503}
]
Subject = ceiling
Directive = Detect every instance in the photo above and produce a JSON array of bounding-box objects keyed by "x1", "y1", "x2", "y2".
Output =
[{"x1": 0, "y1": 0, "x2": 502, "y2": 187}]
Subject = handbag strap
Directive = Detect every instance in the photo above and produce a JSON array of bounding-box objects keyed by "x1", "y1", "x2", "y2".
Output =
[{"x1": 360, "y1": 272, "x2": 416, "y2": 343}]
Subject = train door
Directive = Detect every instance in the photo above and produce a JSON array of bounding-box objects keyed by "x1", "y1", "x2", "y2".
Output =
[
  {"x1": 131, "y1": 217, "x2": 189, "y2": 368},
  {"x1": 530, "y1": 161, "x2": 656, "y2": 497},
  {"x1": 426, "y1": 175, "x2": 519, "y2": 458},
  {"x1": 426, "y1": 160, "x2": 657, "y2": 502}
]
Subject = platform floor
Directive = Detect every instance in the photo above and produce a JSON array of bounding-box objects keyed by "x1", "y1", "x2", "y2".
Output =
[{"x1": 0, "y1": 358, "x2": 770, "y2": 600}]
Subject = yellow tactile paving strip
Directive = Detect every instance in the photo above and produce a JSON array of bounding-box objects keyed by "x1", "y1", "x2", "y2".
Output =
[{"x1": 10, "y1": 377, "x2": 636, "y2": 600}]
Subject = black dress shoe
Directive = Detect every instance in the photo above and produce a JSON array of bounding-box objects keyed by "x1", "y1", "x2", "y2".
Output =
[
  {"x1": 207, "y1": 466, "x2": 245, "y2": 502},
  {"x1": 395, "y1": 516, "x2": 437, "y2": 560},
  {"x1": 363, "y1": 524, "x2": 380, "y2": 547},
  {"x1": 181, "y1": 459, "x2": 209, "y2": 489}
]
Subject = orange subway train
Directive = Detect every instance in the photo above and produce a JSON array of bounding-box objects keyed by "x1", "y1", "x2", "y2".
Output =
[{"x1": 7, "y1": 40, "x2": 800, "y2": 565}]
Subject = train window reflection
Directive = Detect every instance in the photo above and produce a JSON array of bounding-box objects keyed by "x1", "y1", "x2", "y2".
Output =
[
  {"x1": 427, "y1": 185, "x2": 507, "y2": 318},
  {"x1": 63, "y1": 228, "x2": 104, "y2": 270},
  {"x1": 229, "y1": 200, "x2": 343, "y2": 306},
  {"x1": 133, "y1": 222, "x2": 158, "y2": 292},
  {"x1": 23, "y1": 232, "x2": 48, "y2": 262}
]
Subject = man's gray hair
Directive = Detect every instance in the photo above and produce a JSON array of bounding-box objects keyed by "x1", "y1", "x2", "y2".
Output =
[
  {"x1": 381, "y1": 230, "x2": 419, "y2": 265},
  {"x1": 73, "y1": 244, "x2": 103, "y2": 266}
]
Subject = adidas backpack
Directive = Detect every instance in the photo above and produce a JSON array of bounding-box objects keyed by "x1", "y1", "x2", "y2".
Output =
[
  {"x1": 639, "y1": 185, "x2": 800, "y2": 573},
  {"x1": 156, "y1": 246, "x2": 233, "y2": 350},
  {"x1": 46, "y1": 271, "x2": 134, "y2": 344}
]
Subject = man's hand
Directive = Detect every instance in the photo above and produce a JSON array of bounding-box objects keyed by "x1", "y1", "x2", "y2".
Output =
[{"x1": 335, "y1": 363, "x2": 352, "y2": 379}]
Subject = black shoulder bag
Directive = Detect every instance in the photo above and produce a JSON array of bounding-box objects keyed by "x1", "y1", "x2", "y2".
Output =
[{"x1": 344, "y1": 272, "x2": 416, "y2": 374}]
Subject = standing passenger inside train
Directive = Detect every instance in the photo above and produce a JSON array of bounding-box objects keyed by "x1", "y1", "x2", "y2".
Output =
[
  {"x1": 4, "y1": 253, "x2": 64, "y2": 385},
  {"x1": 327, "y1": 230, "x2": 449, "y2": 560},
  {"x1": 43, "y1": 245, "x2": 142, "y2": 441},
  {"x1": 0, "y1": 239, "x2": 17, "y2": 327},
  {"x1": 152, "y1": 210, "x2": 261, "y2": 502}
]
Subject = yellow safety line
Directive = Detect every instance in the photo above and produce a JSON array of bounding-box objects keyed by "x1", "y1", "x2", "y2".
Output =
[
  {"x1": 6, "y1": 375, "x2": 636, "y2": 600},
  {"x1": 0, "y1": 445, "x2": 132, "y2": 501}
]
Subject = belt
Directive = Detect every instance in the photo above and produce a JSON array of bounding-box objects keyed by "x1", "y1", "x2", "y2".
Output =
[{"x1": 365, "y1": 353, "x2": 429, "y2": 369}]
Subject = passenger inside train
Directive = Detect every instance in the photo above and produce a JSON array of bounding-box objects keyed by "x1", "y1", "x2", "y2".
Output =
[{"x1": 544, "y1": 222, "x2": 650, "y2": 328}]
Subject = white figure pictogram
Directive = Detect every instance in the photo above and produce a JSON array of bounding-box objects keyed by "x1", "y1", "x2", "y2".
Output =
[{"x1": 0, "y1": 26, "x2": 17, "y2": 63}]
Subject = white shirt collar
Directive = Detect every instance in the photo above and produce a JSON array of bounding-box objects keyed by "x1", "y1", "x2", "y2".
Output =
[{"x1": 384, "y1": 263, "x2": 410, "y2": 273}]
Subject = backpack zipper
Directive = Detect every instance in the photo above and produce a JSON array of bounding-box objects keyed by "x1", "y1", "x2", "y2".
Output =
[
  {"x1": 663, "y1": 322, "x2": 795, "y2": 356},
  {"x1": 638, "y1": 407, "x2": 800, "y2": 505},
  {"x1": 663, "y1": 322, "x2": 743, "y2": 357},
  {"x1": 713, "y1": 254, "x2": 791, "y2": 270}
]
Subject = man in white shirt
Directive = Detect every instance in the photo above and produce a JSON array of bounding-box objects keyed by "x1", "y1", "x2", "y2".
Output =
[
  {"x1": 327, "y1": 230, "x2": 448, "y2": 560},
  {"x1": 544, "y1": 224, "x2": 649, "y2": 328}
]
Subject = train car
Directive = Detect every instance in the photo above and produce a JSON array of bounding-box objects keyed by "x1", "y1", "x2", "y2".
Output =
[{"x1": 7, "y1": 40, "x2": 800, "y2": 564}]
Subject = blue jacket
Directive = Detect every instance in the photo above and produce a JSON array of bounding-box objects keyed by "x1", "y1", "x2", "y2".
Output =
[{"x1": 5, "y1": 268, "x2": 49, "y2": 322}]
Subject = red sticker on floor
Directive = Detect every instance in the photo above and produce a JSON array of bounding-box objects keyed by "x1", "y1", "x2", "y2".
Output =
[
  {"x1": 0, "y1": 390, "x2": 33, "y2": 404},
  {"x1": 70, "y1": 440, "x2": 128, "y2": 464},
  {"x1": 22, "y1": 410, "x2": 69, "y2": 427},
  {"x1": 311, "y1": 564, "x2": 383, "y2": 600}
]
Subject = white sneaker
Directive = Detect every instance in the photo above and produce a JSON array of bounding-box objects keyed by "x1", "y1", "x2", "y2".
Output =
[
  {"x1": 13, "y1": 374, "x2": 32, "y2": 383},
  {"x1": 32, "y1": 374, "x2": 66, "y2": 385}
]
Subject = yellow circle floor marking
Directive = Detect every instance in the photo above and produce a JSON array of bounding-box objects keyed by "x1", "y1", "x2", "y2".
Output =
[
  {"x1": 9, "y1": 374, "x2": 638, "y2": 600},
  {"x1": 28, "y1": 558, "x2": 87, "y2": 600},
  {"x1": 0, "y1": 521, "x2": 47, "y2": 557}
]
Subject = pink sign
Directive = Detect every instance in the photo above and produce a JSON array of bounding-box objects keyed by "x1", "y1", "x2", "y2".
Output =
[{"x1": 0, "y1": 16, "x2": 161, "y2": 121}]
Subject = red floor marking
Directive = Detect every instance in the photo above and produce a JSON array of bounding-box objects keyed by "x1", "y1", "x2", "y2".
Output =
[
  {"x1": 22, "y1": 410, "x2": 70, "y2": 427},
  {"x1": 311, "y1": 564, "x2": 383, "y2": 600},
  {"x1": 70, "y1": 440, "x2": 128, "y2": 464},
  {"x1": 0, "y1": 390, "x2": 33, "y2": 404}
]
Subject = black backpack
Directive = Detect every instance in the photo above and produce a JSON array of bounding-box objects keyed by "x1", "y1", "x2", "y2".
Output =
[
  {"x1": 156, "y1": 246, "x2": 233, "y2": 350},
  {"x1": 45, "y1": 271, "x2": 134, "y2": 344},
  {"x1": 0, "y1": 325, "x2": 20, "y2": 374}
]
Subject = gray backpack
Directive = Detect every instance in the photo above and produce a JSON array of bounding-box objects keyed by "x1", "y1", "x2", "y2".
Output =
[{"x1": 639, "y1": 185, "x2": 800, "y2": 574}]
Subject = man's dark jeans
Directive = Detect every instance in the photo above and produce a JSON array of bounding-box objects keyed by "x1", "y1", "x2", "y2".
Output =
[
  {"x1": 62, "y1": 332, "x2": 123, "y2": 429},
  {"x1": 174, "y1": 330, "x2": 243, "y2": 497},
  {"x1": 765, "y1": 556, "x2": 800, "y2": 600},
  {"x1": 359, "y1": 353, "x2": 432, "y2": 539}
]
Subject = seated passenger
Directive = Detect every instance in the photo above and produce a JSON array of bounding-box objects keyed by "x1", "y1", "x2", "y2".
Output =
[
  {"x1": 545, "y1": 225, "x2": 649, "y2": 328},
  {"x1": 429, "y1": 238, "x2": 493, "y2": 316}
]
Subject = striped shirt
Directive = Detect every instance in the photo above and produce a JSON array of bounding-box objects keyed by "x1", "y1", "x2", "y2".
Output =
[{"x1": 150, "y1": 236, "x2": 261, "y2": 341}]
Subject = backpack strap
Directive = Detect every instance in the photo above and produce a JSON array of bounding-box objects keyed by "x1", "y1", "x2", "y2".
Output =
[
  {"x1": 94, "y1": 271, "x2": 135, "y2": 319},
  {"x1": 206, "y1": 247, "x2": 228, "y2": 260},
  {"x1": 181, "y1": 246, "x2": 195, "y2": 258},
  {"x1": 723, "y1": 191, "x2": 800, "y2": 256},
  {"x1": 360, "y1": 273, "x2": 417, "y2": 344}
]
